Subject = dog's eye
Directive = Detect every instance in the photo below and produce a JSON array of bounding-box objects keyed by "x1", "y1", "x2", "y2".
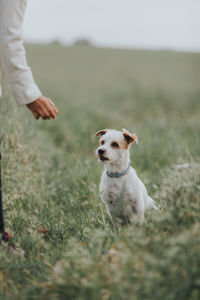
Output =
[
  {"x1": 111, "y1": 142, "x2": 119, "y2": 148},
  {"x1": 101, "y1": 140, "x2": 105, "y2": 145}
]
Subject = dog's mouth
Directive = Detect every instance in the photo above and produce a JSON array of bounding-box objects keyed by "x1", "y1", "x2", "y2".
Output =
[{"x1": 99, "y1": 155, "x2": 109, "y2": 162}]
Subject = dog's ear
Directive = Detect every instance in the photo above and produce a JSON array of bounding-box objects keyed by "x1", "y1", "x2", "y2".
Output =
[
  {"x1": 122, "y1": 128, "x2": 138, "y2": 145},
  {"x1": 95, "y1": 129, "x2": 108, "y2": 137}
]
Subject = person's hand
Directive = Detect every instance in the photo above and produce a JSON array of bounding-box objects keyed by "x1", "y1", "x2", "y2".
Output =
[{"x1": 26, "y1": 96, "x2": 58, "y2": 120}]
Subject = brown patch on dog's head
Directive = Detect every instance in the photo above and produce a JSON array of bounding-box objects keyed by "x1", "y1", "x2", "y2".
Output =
[
  {"x1": 95, "y1": 129, "x2": 109, "y2": 137},
  {"x1": 111, "y1": 141, "x2": 120, "y2": 149},
  {"x1": 99, "y1": 139, "x2": 105, "y2": 146},
  {"x1": 122, "y1": 128, "x2": 138, "y2": 148}
]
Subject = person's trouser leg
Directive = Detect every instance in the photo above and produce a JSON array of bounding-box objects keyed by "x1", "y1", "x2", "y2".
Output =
[
  {"x1": 0, "y1": 153, "x2": 11, "y2": 243},
  {"x1": 0, "y1": 153, "x2": 5, "y2": 234}
]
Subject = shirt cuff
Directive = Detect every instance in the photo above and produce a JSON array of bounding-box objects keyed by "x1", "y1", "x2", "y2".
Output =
[{"x1": 13, "y1": 82, "x2": 42, "y2": 106}]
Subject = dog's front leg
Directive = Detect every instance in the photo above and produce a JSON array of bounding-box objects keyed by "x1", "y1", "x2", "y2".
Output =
[
  {"x1": 138, "y1": 212, "x2": 145, "y2": 224},
  {"x1": 135, "y1": 196, "x2": 145, "y2": 224}
]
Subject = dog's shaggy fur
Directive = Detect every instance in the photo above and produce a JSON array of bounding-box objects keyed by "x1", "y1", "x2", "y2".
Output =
[{"x1": 95, "y1": 128, "x2": 157, "y2": 227}]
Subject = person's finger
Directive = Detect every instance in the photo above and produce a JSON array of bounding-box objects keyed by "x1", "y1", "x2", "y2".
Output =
[
  {"x1": 33, "y1": 111, "x2": 40, "y2": 119},
  {"x1": 48, "y1": 99, "x2": 58, "y2": 114},
  {"x1": 49, "y1": 107, "x2": 57, "y2": 119},
  {"x1": 45, "y1": 101, "x2": 57, "y2": 119},
  {"x1": 49, "y1": 108, "x2": 56, "y2": 119},
  {"x1": 39, "y1": 99, "x2": 53, "y2": 118},
  {"x1": 45, "y1": 106, "x2": 55, "y2": 119},
  {"x1": 37, "y1": 108, "x2": 48, "y2": 120},
  {"x1": 48, "y1": 99, "x2": 59, "y2": 115},
  {"x1": 28, "y1": 105, "x2": 40, "y2": 119},
  {"x1": 37, "y1": 102, "x2": 51, "y2": 120},
  {"x1": 41, "y1": 112, "x2": 50, "y2": 120},
  {"x1": 43, "y1": 107, "x2": 51, "y2": 119}
]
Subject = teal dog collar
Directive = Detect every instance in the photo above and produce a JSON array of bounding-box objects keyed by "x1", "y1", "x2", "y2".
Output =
[{"x1": 106, "y1": 165, "x2": 130, "y2": 178}]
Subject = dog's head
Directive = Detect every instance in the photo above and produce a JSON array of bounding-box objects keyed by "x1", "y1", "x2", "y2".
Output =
[{"x1": 95, "y1": 128, "x2": 138, "y2": 164}]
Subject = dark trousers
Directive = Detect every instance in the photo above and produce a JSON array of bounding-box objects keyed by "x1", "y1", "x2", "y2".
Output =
[{"x1": 0, "y1": 153, "x2": 5, "y2": 233}]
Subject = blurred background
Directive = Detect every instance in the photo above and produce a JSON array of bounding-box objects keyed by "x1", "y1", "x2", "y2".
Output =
[
  {"x1": 24, "y1": 0, "x2": 200, "y2": 52},
  {"x1": 20, "y1": 0, "x2": 200, "y2": 162}
]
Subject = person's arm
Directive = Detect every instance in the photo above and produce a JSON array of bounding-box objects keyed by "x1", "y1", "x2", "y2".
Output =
[{"x1": 0, "y1": 0, "x2": 58, "y2": 119}]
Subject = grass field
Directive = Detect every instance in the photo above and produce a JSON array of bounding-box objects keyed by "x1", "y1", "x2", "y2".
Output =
[{"x1": 0, "y1": 44, "x2": 200, "y2": 300}]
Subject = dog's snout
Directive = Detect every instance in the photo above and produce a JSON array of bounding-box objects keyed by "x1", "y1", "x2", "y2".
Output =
[{"x1": 98, "y1": 149, "x2": 105, "y2": 155}]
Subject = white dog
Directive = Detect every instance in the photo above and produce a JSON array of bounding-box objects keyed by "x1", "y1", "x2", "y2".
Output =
[{"x1": 95, "y1": 128, "x2": 157, "y2": 227}]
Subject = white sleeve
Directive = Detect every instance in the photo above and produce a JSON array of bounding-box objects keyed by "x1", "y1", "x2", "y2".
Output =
[{"x1": 0, "y1": 0, "x2": 41, "y2": 106}]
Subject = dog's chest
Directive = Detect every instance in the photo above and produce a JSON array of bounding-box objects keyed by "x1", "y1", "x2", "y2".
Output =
[{"x1": 100, "y1": 172, "x2": 131, "y2": 205}]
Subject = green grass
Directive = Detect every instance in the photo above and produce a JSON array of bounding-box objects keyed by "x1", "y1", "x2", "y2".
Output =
[{"x1": 0, "y1": 44, "x2": 200, "y2": 300}]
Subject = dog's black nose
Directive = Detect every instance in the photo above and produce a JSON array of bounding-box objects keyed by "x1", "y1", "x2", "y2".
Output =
[{"x1": 98, "y1": 149, "x2": 105, "y2": 155}]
